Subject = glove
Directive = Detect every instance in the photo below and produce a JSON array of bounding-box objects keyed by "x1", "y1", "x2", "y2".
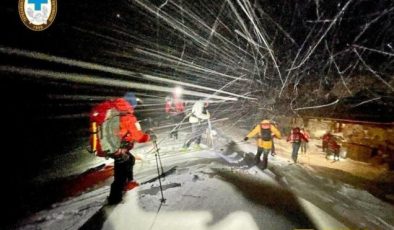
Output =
[{"x1": 243, "y1": 137, "x2": 249, "y2": 141}]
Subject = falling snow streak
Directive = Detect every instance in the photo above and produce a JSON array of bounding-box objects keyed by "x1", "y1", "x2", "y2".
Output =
[
  {"x1": 0, "y1": 47, "x2": 251, "y2": 100},
  {"x1": 0, "y1": 66, "x2": 238, "y2": 101},
  {"x1": 1, "y1": 0, "x2": 393, "y2": 122}
]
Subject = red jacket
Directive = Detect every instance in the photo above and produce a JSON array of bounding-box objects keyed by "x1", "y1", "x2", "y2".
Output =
[
  {"x1": 165, "y1": 99, "x2": 185, "y2": 115},
  {"x1": 287, "y1": 129, "x2": 308, "y2": 143},
  {"x1": 113, "y1": 98, "x2": 150, "y2": 143},
  {"x1": 300, "y1": 131, "x2": 310, "y2": 142},
  {"x1": 327, "y1": 138, "x2": 340, "y2": 153},
  {"x1": 322, "y1": 133, "x2": 333, "y2": 143}
]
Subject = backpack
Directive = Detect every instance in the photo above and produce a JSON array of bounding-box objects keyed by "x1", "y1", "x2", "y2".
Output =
[
  {"x1": 292, "y1": 128, "x2": 301, "y2": 143},
  {"x1": 260, "y1": 123, "x2": 272, "y2": 141},
  {"x1": 89, "y1": 101, "x2": 122, "y2": 158}
]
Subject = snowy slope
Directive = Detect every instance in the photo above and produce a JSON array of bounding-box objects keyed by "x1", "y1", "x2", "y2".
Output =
[{"x1": 15, "y1": 129, "x2": 394, "y2": 230}]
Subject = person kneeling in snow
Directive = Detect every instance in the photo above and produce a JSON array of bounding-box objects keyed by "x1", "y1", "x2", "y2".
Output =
[{"x1": 244, "y1": 120, "x2": 281, "y2": 169}]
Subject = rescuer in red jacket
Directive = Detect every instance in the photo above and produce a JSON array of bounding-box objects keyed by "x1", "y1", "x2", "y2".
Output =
[
  {"x1": 322, "y1": 131, "x2": 333, "y2": 153},
  {"x1": 108, "y1": 92, "x2": 155, "y2": 204},
  {"x1": 165, "y1": 91, "x2": 185, "y2": 139},
  {"x1": 287, "y1": 127, "x2": 309, "y2": 163}
]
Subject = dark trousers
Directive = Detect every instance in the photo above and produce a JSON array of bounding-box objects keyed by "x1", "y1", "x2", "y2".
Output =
[
  {"x1": 334, "y1": 150, "x2": 340, "y2": 161},
  {"x1": 109, "y1": 153, "x2": 135, "y2": 203},
  {"x1": 255, "y1": 147, "x2": 270, "y2": 169},
  {"x1": 301, "y1": 142, "x2": 307, "y2": 154},
  {"x1": 169, "y1": 114, "x2": 183, "y2": 139},
  {"x1": 185, "y1": 123, "x2": 206, "y2": 148},
  {"x1": 272, "y1": 140, "x2": 276, "y2": 154},
  {"x1": 322, "y1": 141, "x2": 328, "y2": 152},
  {"x1": 292, "y1": 142, "x2": 301, "y2": 163}
]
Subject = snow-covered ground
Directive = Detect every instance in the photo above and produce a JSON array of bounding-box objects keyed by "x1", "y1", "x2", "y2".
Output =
[{"x1": 15, "y1": 125, "x2": 394, "y2": 230}]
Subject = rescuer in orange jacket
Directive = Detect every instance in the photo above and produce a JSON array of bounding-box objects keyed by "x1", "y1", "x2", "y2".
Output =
[{"x1": 107, "y1": 92, "x2": 155, "y2": 204}]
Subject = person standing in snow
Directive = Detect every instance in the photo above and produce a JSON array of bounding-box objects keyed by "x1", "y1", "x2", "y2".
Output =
[
  {"x1": 327, "y1": 136, "x2": 341, "y2": 161},
  {"x1": 165, "y1": 93, "x2": 185, "y2": 139},
  {"x1": 182, "y1": 99, "x2": 210, "y2": 150},
  {"x1": 287, "y1": 127, "x2": 308, "y2": 163},
  {"x1": 91, "y1": 92, "x2": 156, "y2": 204},
  {"x1": 244, "y1": 120, "x2": 281, "y2": 169},
  {"x1": 300, "y1": 128, "x2": 310, "y2": 154},
  {"x1": 322, "y1": 131, "x2": 333, "y2": 153}
]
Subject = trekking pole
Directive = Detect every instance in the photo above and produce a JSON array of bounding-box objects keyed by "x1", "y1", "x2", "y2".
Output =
[
  {"x1": 153, "y1": 139, "x2": 165, "y2": 177},
  {"x1": 207, "y1": 117, "x2": 214, "y2": 149},
  {"x1": 169, "y1": 112, "x2": 191, "y2": 135},
  {"x1": 153, "y1": 139, "x2": 166, "y2": 203}
]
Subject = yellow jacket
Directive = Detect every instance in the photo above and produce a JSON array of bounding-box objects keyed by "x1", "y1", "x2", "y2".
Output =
[{"x1": 246, "y1": 120, "x2": 281, "y2": 149}]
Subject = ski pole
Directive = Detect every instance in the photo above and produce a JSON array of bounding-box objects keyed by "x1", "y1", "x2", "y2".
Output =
[
  {"x1": 153, "y1": 139, "x2": 165, "y2": 177},
  {"x1": 207, "y1": 117, "x2": 214, "y2": 149},
  {"x1": 169, "y1": 112, "x2": 191, "y2": 135},
  {"x1": 153, "y1": 139, "x2": 166, "y2": 203},
  {"x1": 154, "y1": 151, "x2": 166, "y2": 203}
]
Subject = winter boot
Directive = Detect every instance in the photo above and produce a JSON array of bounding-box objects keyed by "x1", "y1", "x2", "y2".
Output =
[
  {"x1": 192, "y1": 144, "x2": 202, "y2": 151},
  {"x1": 180, "y1": 146, "x2": 189, "y2": 152},
  {"x1": 107, "y1": 195, "x2": 122, "y2": 205}
]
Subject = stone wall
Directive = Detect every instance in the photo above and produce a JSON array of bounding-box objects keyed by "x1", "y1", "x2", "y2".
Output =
[
  {"x1": 303, "y1": 118, "x2": 394, "y2": 167},
  {"x1": 341, "y1": 124, "x2": 394, "y2": 166}
]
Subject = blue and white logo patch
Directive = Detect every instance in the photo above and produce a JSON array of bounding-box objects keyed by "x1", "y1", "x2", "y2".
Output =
[{"x1": 19, "y1": 0, "x2": 57, "y2": 31}]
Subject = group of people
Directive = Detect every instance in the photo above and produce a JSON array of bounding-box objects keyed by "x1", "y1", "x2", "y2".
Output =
[
  {"x1": 243, "y1": 119, "x2": 346, "y2": 169},
  {"x1": 243, "y1": 120, "x2": 311, "y2": 168},
  {"x1": 165, "y1": 90, "x2": 211, "y2": 150},
  {"x1": 90, "y1": 89, "x2": 211, "y2": 204},
  {"x1": 91, "y1": 88, "x2": 341, "y2": 204}
]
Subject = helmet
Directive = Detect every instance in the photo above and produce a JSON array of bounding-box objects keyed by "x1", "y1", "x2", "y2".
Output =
[{"x1": 124, "y1": 92, "x2": 138, "y2": 108}]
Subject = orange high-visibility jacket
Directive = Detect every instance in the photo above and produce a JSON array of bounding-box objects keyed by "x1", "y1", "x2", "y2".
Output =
[{"x1": 113, "y1": 98, "x2": 150, "y2": 143}]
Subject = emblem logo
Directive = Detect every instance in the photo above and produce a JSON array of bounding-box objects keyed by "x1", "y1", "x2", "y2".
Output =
[{"x1": 18, "y1": 0, "x2": 57, "y2": 31}]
